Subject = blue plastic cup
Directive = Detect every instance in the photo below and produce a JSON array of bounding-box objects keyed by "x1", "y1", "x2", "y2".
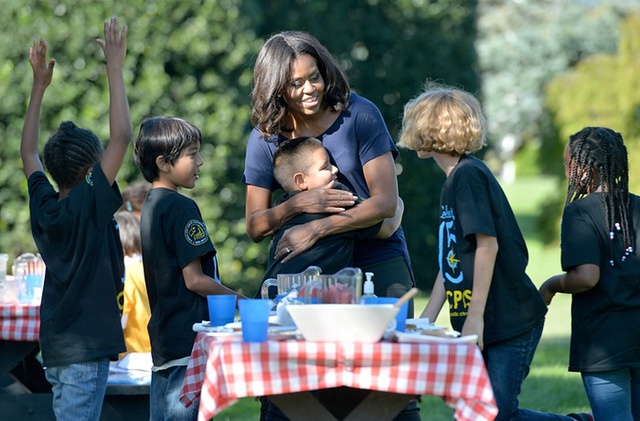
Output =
[
  {"x1": 239, "y1": 299, "x2": 272, "y2": 342},
  {"x1": 207, "y1": 295, "x2": 237, "y2": 326},
  {"x1": 375, "y1": 297, "x2": 409, "y2": 332}
]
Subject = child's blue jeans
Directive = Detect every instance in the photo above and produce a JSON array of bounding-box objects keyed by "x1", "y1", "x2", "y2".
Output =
[
  {"x1": 483, "y1": 318, "x2": 577, "y2": 421},
  {"x1": 45, "y1": 357, "x2": 110, "y2": 421},
  {"x1": 150, "y1": 365, "x2": 198, "y2": 421},
  {"x1": 582, "y1": 366, "x2": 640, "y2": 421}
]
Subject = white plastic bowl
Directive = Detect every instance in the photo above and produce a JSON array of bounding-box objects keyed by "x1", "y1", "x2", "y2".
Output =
[{"x1": 286, "y1": 304, "x2": 399, "y2": 343}]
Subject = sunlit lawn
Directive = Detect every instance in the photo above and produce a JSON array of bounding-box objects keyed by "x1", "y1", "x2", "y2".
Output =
[{"x1": 213, "y1": 176, "x2": 591, "y2": 420}]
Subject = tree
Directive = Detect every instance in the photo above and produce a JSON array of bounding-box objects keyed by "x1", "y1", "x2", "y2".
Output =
[
  {"x1": 0, "y1": 0, "x2": 264, "y2": 295},
  {"x1": 545, "y1": 11, "x2": 640, "y2": 192},
  {"x1": 476, "y1": 0, "x2": 639, "y2": 179}
]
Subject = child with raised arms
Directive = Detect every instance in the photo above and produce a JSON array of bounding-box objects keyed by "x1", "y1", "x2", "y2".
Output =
[{"x1": 21, "y1": 17, "x2": 131, "y2": 421}]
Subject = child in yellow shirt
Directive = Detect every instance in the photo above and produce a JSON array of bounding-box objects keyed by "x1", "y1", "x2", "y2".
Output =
[{"x1": 115, "y1": 210, "x2": 151, "y2": 355}]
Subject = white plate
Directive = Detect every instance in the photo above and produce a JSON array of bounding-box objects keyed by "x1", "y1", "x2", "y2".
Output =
[
  {"x1": 395, "y1": 331, "x2": 478, "y2": 344},
  {"x1": 404, "y1": 318, "x2": 434, "y2": 330},
  {"x1": 205, "y1": 331, "x2": 299, "y2": 342},
  {"x1": 404, "y1": 319, "x2": 461, "y2": 337}
]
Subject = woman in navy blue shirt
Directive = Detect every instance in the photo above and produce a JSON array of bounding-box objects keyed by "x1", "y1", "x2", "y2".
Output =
[{"x1": 243, "y1": 31, "x2": 418, "y2": 421}]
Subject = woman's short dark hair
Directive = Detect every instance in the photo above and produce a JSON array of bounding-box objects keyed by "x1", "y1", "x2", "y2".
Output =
[
  {"x1": 251, "y1": 31, "x2": 350, "y2": 137},
  {"x1": 133, "y1": 116, "x2": 202, "y2": 183},
  {"x1": 43, "y1": 121, "x2": 104, "y2": 189}
]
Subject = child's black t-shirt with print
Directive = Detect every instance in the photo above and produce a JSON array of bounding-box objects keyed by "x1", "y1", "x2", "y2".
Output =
[
  {"x1": 140, "y1": 188, "x2": 217, "y2": 366},
  {"x1": 438, "y1": 154, "x2": 547, "y2": 345},
  {"x1": 28, "y1": 164, "x2": 126, "y2": 367}
]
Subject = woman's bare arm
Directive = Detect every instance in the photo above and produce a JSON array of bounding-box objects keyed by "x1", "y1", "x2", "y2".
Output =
[
  {"x1": 245, "y1": 182, "x2": 357, "y2": 242},
  {"x1": 276, "y1": 151, "x2": 398, "y2": 262}
]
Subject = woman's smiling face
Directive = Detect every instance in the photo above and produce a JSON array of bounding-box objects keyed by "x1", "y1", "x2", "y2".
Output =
[{"x1": 283, "y1": 54, "x2": 325, "y2": 118}]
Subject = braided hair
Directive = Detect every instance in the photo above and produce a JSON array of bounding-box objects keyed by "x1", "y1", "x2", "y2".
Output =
[
  {"x1": 43, "y1": 121, "x2": 104, "y2": 189},
  {"x1": 566, "y1": 126, "x2": 635, "y2": 265}
]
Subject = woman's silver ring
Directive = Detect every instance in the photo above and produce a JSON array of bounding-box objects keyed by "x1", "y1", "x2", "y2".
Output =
[
  {"x1": 340, "y1": 194, "x2": 343, "y2": 201},
  {"x1": 285, "y1": 247, "x2": 291, "y2": 254}
]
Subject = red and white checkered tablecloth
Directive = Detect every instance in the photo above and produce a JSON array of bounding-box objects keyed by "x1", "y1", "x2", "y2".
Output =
[
  {"x1": 180, "y1": 332, "x2": 497, "y2": 421},
  {"x1": 0, "y1": 303, "x2": 40, "y2": 342}
]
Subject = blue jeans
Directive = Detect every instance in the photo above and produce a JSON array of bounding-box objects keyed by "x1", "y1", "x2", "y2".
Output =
[
  {"x1": 150, "y1": 365, "x2": 198, "y2": 421},
  {"x1": 483, "y1": 319, "x2": 574, "y2": 421},
  {"x1": 582, "y1": 367, "x2": 640, "y2": 421},
  {"x1": 44, "y1": 358, "x2": 110, "y2": 421}
]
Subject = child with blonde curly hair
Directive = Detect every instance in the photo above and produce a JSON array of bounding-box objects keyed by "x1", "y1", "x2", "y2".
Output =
[{"x1": 399, "y1": 83, "x2": 592, "y2": 421}]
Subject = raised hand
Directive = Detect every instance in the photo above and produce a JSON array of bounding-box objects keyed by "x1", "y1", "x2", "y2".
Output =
[
  {"x1": 22, "y1": 38, "x2": 54, "y2": 178},
  {"x1": 96, "y1": 16, "x2": 132, "y2": 186},
  {"x1": 96, "y1": 16, "x2": 127, "y2": 68},
  {"x1": 29, "y1": 38, "x2": 55, "y2": 90}
]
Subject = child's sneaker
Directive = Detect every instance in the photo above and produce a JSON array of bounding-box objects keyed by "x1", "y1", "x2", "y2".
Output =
[{"x1": 567, "y1": 413, "x2": 594, "y2": 421}]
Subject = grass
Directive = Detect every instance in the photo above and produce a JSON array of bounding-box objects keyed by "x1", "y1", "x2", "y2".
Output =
[{"x1": 213, "y1": 175, "x2": 591, "y2": 420}]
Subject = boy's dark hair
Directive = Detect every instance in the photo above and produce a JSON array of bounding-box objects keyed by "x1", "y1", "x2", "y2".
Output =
[
  {"x1": 566, "y1": 126, "x2": 635, "y2": 264},
  {"x1": 273, "y1": 137, "x2": 324, "y2": 192},
  {"x1": 43, "y1": 121, "x2": 104, "y2": 189},
  {"x1": 133, "y1": 116, "x2": 202, "y2": 183},
  {"x1": 251, "y1": 31, "x2": 350, "y2": 137}
]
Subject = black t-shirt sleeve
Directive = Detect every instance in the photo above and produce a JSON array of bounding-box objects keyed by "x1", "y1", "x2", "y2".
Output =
[
  {"x1": 452, "y1": 167, "x2": 497, "y2": 241},
  {"x1": 170, "y1": 200, "x2": 216, "y2": 270},
  {"x1": 561, "y1": 202, "x2": 601, "y2": 270}
]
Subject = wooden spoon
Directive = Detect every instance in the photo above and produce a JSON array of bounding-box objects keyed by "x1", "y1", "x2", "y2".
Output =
[{"x1": 394, "y1": 287, "x2": 419, "y2": 308}]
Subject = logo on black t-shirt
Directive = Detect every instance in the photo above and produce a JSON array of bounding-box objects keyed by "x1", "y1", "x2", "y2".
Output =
[
  {"x1": 85, "y1": 170, "x2": 94, "y2": 186},
  {"x1": 185, "y1": 219, "x2": 209, "y2": 246}
]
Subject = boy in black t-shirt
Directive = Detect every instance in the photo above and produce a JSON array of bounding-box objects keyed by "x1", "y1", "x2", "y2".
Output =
[
  {"x1": 133, "y1": 116, "x2": 247, "y2": 420},
  {"x1": 263, "y1": 137, "x2": 403, "y2": 282},
  {"x1": 398, "y1": 83, "x2": 590, "y2": 421},
  {"x1": 21, "y1": 18, "x2": 130, "y2": 421}
]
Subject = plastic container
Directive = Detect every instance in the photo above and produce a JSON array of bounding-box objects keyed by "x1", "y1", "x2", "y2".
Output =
[
  {"x1": 0, "y1": 254, "x2": 7, "y2": 303},
  {"x1": 360, "y1": 272, "x2": 378, "y2": 304},
  {"x1": 14, "y1": 253, "x2": 45, "y2": 304}
]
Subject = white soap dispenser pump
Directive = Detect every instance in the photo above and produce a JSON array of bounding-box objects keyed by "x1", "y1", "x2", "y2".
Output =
[{"x1": 360, "y1": 272, "x2": 378, "y2": 304}]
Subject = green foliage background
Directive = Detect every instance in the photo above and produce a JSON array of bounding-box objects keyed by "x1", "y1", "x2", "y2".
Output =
[
  {"x1": 539, "y1": 12, "x2": 640, "y2": 241},
  {"x1": 0, "y1": 0, "x2": 478, "y2": 294}
]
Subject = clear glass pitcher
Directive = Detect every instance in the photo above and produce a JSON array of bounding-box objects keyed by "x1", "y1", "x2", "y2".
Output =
[
  {"x1": 14, "y1": 253, "x2": 45, "y2": 304},
  {"x1": 303, "y1": 267, "x2": 363, "y2": 304},
  {"x1": 0, "y1": 253, "x2": 8, "y2": 303},
  {"x1": 260, "y1": 265, "x2": 322, "y2": 299}
]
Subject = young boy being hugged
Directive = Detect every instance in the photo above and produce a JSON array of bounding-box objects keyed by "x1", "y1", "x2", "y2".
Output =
[
  {"x1": 264, "y1": 136, "x2": 402, "y2": 280},
  {"x1": 133, "y1": 116, "x2": 247, "y2": 420},
  {"x1": 20, "y1": 17, "x2": 130, "y2": 421}
]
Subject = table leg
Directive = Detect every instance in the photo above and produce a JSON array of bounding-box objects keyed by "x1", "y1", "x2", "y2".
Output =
[
  {"x1": 0, "y1": 341, "x2": 38, "y2": 377},
  {"x1": 269, "y1": 388, "x2": 417, "y2": 421},
  {"x1": 269, "y1": 392, "x2": 339, "y2": 421},
  {"x1": 342, "y1": 390, "x2": 416, "y2": 421}
]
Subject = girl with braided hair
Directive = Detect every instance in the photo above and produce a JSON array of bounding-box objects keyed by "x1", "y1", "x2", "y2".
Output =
[{"x1": 541, "y1": 127, "x2": 640, "y2": 421}]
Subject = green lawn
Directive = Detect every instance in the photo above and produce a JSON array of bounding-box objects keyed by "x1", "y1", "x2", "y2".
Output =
[{"x1": 214, "y1": 176, "x2": 591, "y2": 420}]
